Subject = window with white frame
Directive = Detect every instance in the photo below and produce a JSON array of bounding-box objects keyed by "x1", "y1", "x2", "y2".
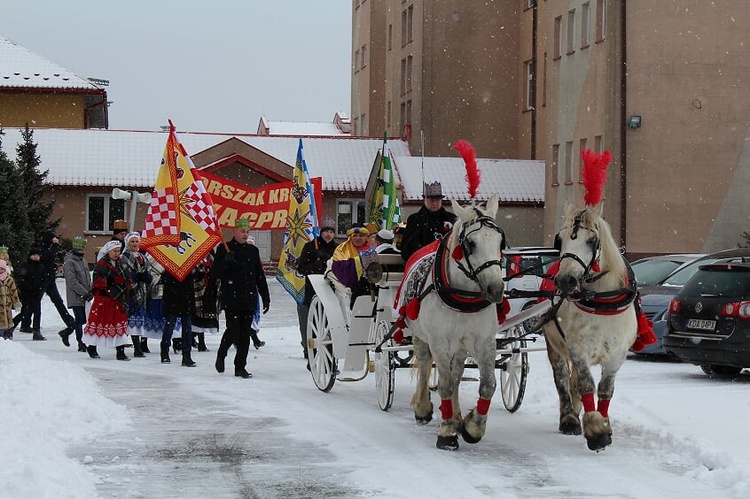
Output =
[
  {"x1": 525, "y1": 60, "x2": 534, "y2": 110},
  {"x1": 86, "y1": 194, "x2": 126, "y2": 234},
  {"x1": 553, "y1": 16, "x2": 562, "y2": 59},
  {"x1": 336, "y1": 199, "x2": 366, "y2": 236},
  {"x1": 596, "y1": 0, "x2": 606, "y2": 42}
]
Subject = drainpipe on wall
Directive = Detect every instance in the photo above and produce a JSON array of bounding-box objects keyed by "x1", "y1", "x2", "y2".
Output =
[
  {"x1": 531, "y1": 3, "x2": 538, "y2": 159},
  {"x1": 619, "y1": 0, "x2": 628, "y2": 250}
]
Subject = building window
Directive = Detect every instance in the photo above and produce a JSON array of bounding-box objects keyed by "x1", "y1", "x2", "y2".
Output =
[
  {"x1": 542, "y1": 52, "x2": 547, "y2": 107},
  {"x1": 566, "y1": 9, "x2": 576, "y2": 55},
  {"x1": 578, "y1": 137, "x2": 588, "y2": 182},
  {"x1": 86, "y1": 194, "x2": 125, "y2": 234},
  {"x1": 401, "y1": 10, "x2": 407, "y2": 47},
  {"x1": 553, "y1": 16, "x2": 562, "y2": 59},
  {"x1": 360, "y1": 113, "x2": 367, "y2": 135},
  {"x1": 524, "y1": 60, "x2": 534, "y2": 111},
  {"x1": 564, "y1": 141, "x2": 574, "y2": 184},
  {"x1": 406, "y1": 55, "x2": 413, "y2": 92},
  {"x1": 406, "y1": 99, "x2": 412, "y2": 126},
  {"x1": 336, "y1": 199, "x2": 366, "y2": 235},
  {"x1": 400, "y1": 58, "x2": 406, "y2": 95},
  {"x1": 361, "y1": 45, "x2": 367, "y2": 69},
  {"x1": 400, "y1": 102, "x2": 406, "y2": 131},
  {"x1": 354, "y1": 49, "x2": 360, "y2": 72},
  {"x1": 594, "y1": 134, "x2": 604, "y2": 152},
  {"x1": 596, "y1": 0, "x2": 606, "y2": 42},
  {"x1": 581, "y1": 2, "x2": 591, "y2": 48},
  {"x1": 407, "y1": 5, "x2": 414, "y2": 43},
  {"x1": 388, "y1": 24, "x2": 393, "y2": 51},
  {"x1": 551, "y1": 144, "x2": 560, "y2": 186},
  {"x1": 387, "y1": 101, "x2": 391, "y2": 128}
]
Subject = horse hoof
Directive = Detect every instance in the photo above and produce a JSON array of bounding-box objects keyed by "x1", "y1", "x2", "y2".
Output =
[
  {"x1": 415, "y1": 413, "x2": 433, "y2": 425},
  {"x1": 559, "y1": 420, "x2": 582, "y2": 435},
  {"x1": 586, "y1": 433, "x2": 612, "y2": 451},
  {"x1": 436, "y1": 435, "x2": 459, "y2": 451},
  {"x1": 460, "y1": 425, "x2": 482, "y2": 444}
]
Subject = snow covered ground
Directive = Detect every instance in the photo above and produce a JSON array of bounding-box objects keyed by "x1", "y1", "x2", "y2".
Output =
[{"x1": 2, "y1": 278, "x2": 750, "y2": 498}]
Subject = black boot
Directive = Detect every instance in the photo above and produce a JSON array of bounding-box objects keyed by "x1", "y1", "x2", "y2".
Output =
[
  {"x1": 132, "y1": 335, "x2": 144, "y2": 357},
  {"x1": 182, "y1": 355, "x2": 196, "y2": 367},
  {"x1": 215, "y1": 333, "x2": 231, "y2": 373},
  {"x1": 87, "y1": 345, "x2": 100, "y2": 359},
  {"x1": 116, "y1": 345, "x2": 130, "y2": 361},
  {"x1": 140, "y1": 337, "x2": 150, "y2": 353},
  {"x1": 2, "y1": 330, "x2": 12, "y2": 340},
  {"x1": 58, "y1": 327, "x2": 73, "y2": 347},
  {"x1": 172, "y1": 338, "x2": 182, "y2": 353},
  {"x1": 78, "y1": 341, "x2": 87, "y2": 352},
  {"x1": 250, "y1": 329, "x2": 265, "y2": 350},
  {"x1": 197, "y1": 332, "x2": 209, "y2": 352},
  {"x1": 32, "y1": 329, "x2": 47, "y2": 341},
  {"x1": 161, "y1": 347, "x2": 170, "y2": 364}
]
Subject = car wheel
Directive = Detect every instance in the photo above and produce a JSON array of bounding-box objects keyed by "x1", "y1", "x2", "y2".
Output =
[{"x1": 700, "y1": 364, "x2": 743, "y2": 376}]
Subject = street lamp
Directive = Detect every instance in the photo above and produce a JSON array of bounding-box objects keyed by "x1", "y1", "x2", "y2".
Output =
[{"x1": 111, "y1": 188, "x2": 152, "y2": 233}]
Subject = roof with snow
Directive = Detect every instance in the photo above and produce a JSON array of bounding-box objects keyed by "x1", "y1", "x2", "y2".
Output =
[
  {"x1": 394, "y1": 156, "x2": 545, "y2": 204},
  {"x1": 0, "y1": 35, "x2": 102, "y2": 91},
  {"x1": 257, "y1": 114, "x2": 350, "y2": 136},
  {"x1": 0, "y1": 128, "x2": 411, "y2": 191}
]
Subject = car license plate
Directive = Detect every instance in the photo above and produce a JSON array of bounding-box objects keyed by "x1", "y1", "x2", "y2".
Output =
[{"x1": 687, "y1": 318, "x2": 716, "y2": 331}]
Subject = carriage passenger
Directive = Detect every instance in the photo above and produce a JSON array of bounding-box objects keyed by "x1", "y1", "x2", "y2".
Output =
[{"x1": 330, "y1": 225, "x2": 375, "y2": 308}]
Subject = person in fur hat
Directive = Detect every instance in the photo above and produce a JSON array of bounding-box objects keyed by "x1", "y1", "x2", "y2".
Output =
[
  {"x1": 0, "y1": 259, "x2": 22, "y2": 340},
  {"x1": 62, "y1": 237, "x2": 93, "y2": 351},
  {"x1": 83, "y1": 240, "x2": 131, "y2": 360}
]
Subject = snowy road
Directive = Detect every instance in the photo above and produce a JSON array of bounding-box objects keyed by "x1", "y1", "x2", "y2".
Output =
[{"x1": 7, "y1": 279, "x2": 750, "y2": 498}]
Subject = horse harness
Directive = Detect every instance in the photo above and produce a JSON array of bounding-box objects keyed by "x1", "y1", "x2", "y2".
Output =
[{"x1": 415, "y1": 210, "x2": 506, "y2": 313}]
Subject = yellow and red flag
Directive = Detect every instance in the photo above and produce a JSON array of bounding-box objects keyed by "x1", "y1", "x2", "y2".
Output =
[{"x1": 141, "y1": 120, "x2": 222, "y2": 280}]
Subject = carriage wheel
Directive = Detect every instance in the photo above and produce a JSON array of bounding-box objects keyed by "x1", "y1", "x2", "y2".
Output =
[
  {"x1": 306, "y1": 295, "x2": 337, "y2": 393},
  {"x1": 373, "y1": 321, "x2": 395, "y2": 411},
  {"x1": 499, "y1": 326, "x2": 528, "y2": 413}
]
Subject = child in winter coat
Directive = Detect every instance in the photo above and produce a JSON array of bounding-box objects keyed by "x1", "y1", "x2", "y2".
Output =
[
  {"x1": 14, "y1": 247, "x2": 46, "y2": 340},
  {"x1": 63, "y1": 237, "x2": 93, "y2": 351},
  {"x1": 0, "y1": 259, "x2": 22, "y2": 340}
]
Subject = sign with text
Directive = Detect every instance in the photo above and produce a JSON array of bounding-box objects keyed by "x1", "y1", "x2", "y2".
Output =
[{"x1": 200, "y1": 172, "x2": 323, "y2": 230}]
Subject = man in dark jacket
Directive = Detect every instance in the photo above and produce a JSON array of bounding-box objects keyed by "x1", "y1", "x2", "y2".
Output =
[
  {"x1": 38, "y1": 232, "x2": 76, "y2": 336},
  {"x1": 400, "y1": 181, "x2": 457, "y2": 263},
  {"x1": 15, "y1": 247, "x2": 47, "y2": 340},
  {"x1": 296, "y1": 217, "x2": 338, "y2": 358},
  {"x1": 213, "y1": 217, "x2": 270, "y2": 379}
]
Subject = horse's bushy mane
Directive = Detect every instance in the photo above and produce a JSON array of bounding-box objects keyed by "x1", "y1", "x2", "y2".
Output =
[{"x1": 565, "y1": 208, "x2": 626, "y2": 287}]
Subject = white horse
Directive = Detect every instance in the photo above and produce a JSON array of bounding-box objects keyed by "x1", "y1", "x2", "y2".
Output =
[
  {"x1": 403, "y1": 195, "x2": 506, "y2": 450},
  {"x1": 542, "y1": 203, "x2": 637, "y2": 451}
]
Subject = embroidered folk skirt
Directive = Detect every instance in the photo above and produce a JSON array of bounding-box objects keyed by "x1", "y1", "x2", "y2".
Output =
[{"x1": 83, "y1": 294, "x2": 129, "y2": 348}]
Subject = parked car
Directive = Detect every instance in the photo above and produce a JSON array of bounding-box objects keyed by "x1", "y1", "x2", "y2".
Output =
[
  {"x1": 635, "y1": 248, "x2": 750, "y2": 355},
  {"x1": 503, "y1": 246, "x2": 559, "y2": 329},
  {"x1": 664, "y1": 259, "x2": 750, "y2": 376},
  {"x1": 631, "y1": 254, "x2": 705, "y2": 287}
]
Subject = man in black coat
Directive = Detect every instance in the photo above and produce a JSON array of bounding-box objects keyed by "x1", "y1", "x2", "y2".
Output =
[
  {"x1": 37, "y1": 231, "x2": 76, "y2": 336},
  {"x1": 400, "y1": 181, "x2": 457, "y2": 263},
  {"x1": 296, "y1": 218, "x2": 338, "y2": 358},
  {"x1": 213, "y1": 218, "x2": 270, "y2": 379}
]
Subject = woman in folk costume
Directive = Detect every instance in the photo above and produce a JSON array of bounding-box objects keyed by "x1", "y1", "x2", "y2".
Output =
[
  {"x1": 121, "y1": 232, "x2": 152, "y2": 357},
  {"x1": 191, "y1": 248, "x2": 219, "y2": 352},
  {"x1": 83, "y1": 240, "x2": 131, "y2": 360},
  {"x1": 330, "y1": 225, "x2": 376, "y2": 309},
  {"x1": 0, "y1": 259, "x2": 22, "y2": 340}
]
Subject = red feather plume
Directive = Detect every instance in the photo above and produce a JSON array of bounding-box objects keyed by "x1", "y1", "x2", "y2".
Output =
[
  {"x1": 453, "y1": 140, "x2": 481, "y2": 199},
  {"x1": 581, "y1": 149, "x2": 611, "y2": 206}
]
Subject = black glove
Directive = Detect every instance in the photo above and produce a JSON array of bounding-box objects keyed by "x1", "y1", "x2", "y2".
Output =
[
  {"x1": 83, "y1": 292, "x2": 94, "y2": 302},
  {"x1": 224, "y1": 253, "x2": 235, "y2": 264},
  {"x1": 262, "y1": 301, "x2": 270, "y2": 314}
]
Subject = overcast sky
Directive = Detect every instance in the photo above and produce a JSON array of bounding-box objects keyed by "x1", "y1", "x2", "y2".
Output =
[{"x1": 3, "y1": 0, "x2": 352, "y2": 133}]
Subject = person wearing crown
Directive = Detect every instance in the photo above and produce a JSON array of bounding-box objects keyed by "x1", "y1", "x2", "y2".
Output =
[{"x1": 400, "y1": 181, "x2": 457, "y2": 263}]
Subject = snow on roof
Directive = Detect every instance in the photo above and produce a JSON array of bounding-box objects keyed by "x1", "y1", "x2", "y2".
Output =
[
  {"x1": 394, "y1": 156, "x2": 545, "y2": 204},
  {"x1": 0, "y1": 35, "x2": 101, "y2": 91},
  {"x1": 262, "y1": 121, "x2": 347, "y2": 136},
  {"x1": 0, "y1": 128, "x2": 411, "y2": 191}
]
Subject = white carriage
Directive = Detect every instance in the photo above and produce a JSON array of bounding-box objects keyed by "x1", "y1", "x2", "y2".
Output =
[{"x1": 305, "y1": 253, "x2": 549, "y2": 413}]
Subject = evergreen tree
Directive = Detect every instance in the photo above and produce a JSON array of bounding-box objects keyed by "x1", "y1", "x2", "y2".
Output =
[
  {"x1": 15, "y1": 125, "x2": 59, "y2": 243},
  {"x1": 0, "y1": 129, "x2": 33, "y2": 269}
]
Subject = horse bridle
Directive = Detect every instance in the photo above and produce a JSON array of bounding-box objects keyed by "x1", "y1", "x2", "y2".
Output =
[
  {"x1": 557, "y1": 211, "x2": 608, "y2": 286},
  {"x1": 452, "y1": 211, "x2": 506, "y2": 285}
]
